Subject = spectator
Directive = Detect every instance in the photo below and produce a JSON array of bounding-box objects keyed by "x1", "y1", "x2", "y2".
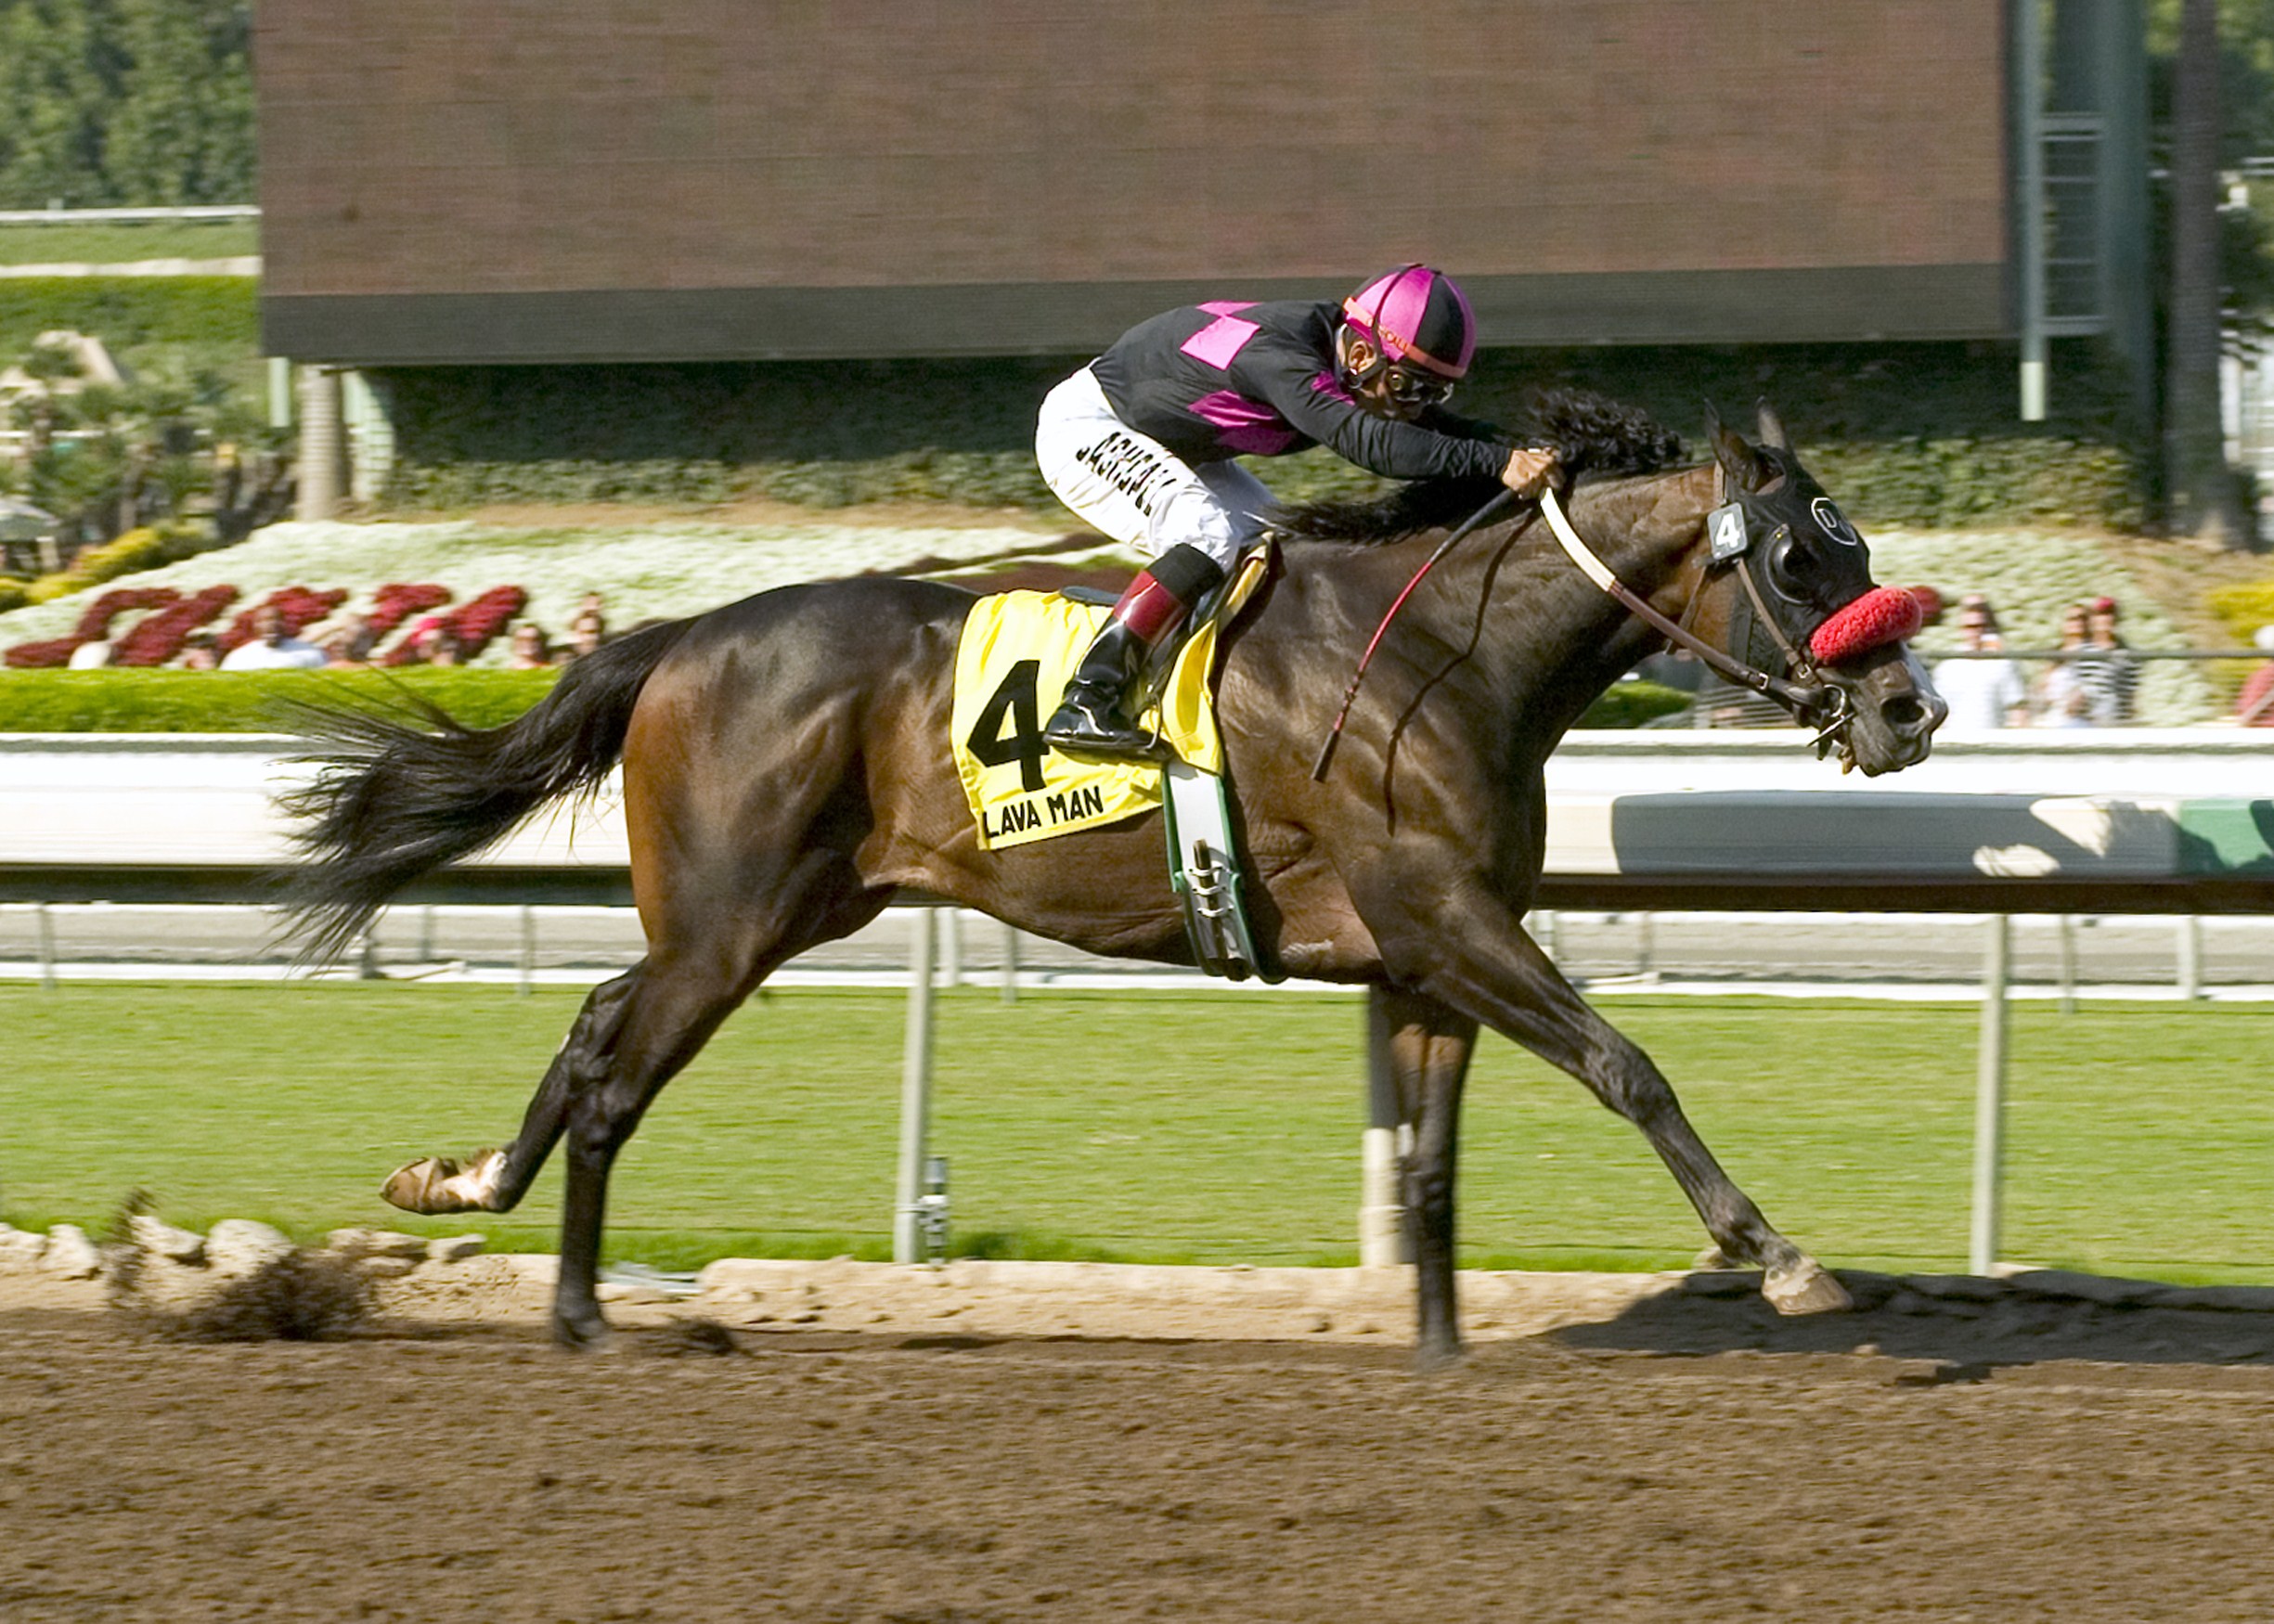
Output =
[
  {"x1": 563, "y1": 599, "x2": 607, "y2": 663},
  {"x1": 319, "y1": 612, "x2": 378, "y2": 666},
  {"x1": 2076, "y1": 594, "x2": 2138, "y2": 725},
  {"x1": 2238, "y1": 626, "x2": 2274, "y2": 726},
  {"x1": 179, "y1": 631, "x2": 220, "y2": 671},
  {"x1": 2033, "y1": 601, "x2": 2095, "y2": 728},
  {"x1": 219, "y1": 604, "x2": 327, "y2": 671},
  {"x1": 425, "y1": 626, "x2": 464, "y2": 667},
  {"x1": 508, "y1": 623, "x2": 553, "y2": 669},
  {"x1": 1930, "y1": 594, "x2": 2025, "y2": 730}
]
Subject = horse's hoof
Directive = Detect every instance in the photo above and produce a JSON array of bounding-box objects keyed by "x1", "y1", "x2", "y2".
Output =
[
  {"x1": 552, "y1": 1310, "x2": 614, "y2": 1353},
  {"x1": 1411, "y1": 1338, "x2": 1466, "y2": 1375},
  {"x1": 1764, "y1": 1260, "x2": 1853, "y2": 1316},
  {"x1": 380, "y1": 1149, "x2": 502, "y2": 1214}
]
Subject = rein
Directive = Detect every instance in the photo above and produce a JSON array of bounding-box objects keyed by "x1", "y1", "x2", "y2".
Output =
[
  {"x1": 1307, "y1": 487, "x2": 1516, "y2": 781},
  {"x1": 1535, "y1": 485, "x2": 1831, "y2": 716}
]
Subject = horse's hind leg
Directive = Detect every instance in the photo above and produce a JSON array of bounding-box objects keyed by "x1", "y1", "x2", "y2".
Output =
[
  {"x1": 382, "y1": 968, "x2": 643, "y2": 1216},
  {"x1": 1373, "y1": 987, "x2": 1479, "y2": 1370},
  {"x1": 549, "y1": 861, "x2": 889, "y2": 1348},
  {"x1": 1396, "y1": 897, "x2": 1850, "y2": 1317}
]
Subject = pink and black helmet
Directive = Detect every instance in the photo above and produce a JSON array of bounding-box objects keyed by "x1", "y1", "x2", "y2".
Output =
[{"x1": 1340, "y1": 264, "x2": 1478, "y2": 380}]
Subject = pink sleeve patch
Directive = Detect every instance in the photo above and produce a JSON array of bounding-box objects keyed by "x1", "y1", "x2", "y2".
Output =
[
  {"x1": 1181, "y1": 314, "x2": 1260, "y2": 370},
  {"x1": 1308, "y1": 370, "x2": 1357, "y2": 406}
]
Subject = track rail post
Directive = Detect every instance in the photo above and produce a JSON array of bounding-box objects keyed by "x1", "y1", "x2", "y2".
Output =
[
  {"x1": 1970, "y1": 914, "x2": 2011, "y2": 1276},
  {"x1": 1359, "y1": 990, "x2": 1412, "y2": 1267},
  {"x1": 894, "y1": 908, "x2": 939, "y2": 1264}
]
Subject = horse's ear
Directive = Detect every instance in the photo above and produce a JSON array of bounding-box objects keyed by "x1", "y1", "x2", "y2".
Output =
[
  {"x1": 1754, "y1": 399, "x2": 1791, "y2": 452},
  {"x1": 1707, "y1": 404, "x2": 1767, "y2": 492}
]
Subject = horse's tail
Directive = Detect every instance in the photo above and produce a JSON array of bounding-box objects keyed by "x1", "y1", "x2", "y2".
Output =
[{"x1": 280, "y1": 618, "x2": 694, "y2": 962}]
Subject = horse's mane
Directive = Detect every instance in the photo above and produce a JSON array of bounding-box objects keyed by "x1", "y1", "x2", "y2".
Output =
[{"x1": 1270, "y1": 388, "x2": 1686, "y2": 546}]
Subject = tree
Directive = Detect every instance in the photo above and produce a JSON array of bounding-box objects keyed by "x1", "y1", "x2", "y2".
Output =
[
  {"x1": 0, "y1": 1, "x2": 254, "y2": 209},
  {"x1": 103, "y1": 0, "x2": 255, "y2": 205},
  {"x1": 2166, "y1": 0, "x2": 2254, "y2": 544},
  {"x1": 0, "y1": 2, "x2": 118, "y2": 207}
]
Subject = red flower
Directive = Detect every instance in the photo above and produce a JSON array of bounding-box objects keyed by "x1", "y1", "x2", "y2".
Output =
[
  {"x1": 7, "y1": 586, "x2": 185, "y2": 666},
  {"x1": 112, "y1": 585, "x2": 240, "y2": 666},
  {"x1": 214, "y1": 586, "x2": 349, "y2": 653},
  {"x1": 367, "y1": 582, "x2": 453, "y2": 637}
]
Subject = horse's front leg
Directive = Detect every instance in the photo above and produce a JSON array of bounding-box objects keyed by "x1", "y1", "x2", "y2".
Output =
[
  {"x1": 1379, "y1": 890, "x2": 1850, "y2": 1317},
  {"x1": 1371, "y1": 986, "x2": 1479, "y2": 1370}
]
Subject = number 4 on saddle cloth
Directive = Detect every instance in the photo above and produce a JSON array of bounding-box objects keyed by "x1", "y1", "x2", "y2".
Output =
[{"x1": 950, "y1": 546, "x2": 1279, "y2": 981}]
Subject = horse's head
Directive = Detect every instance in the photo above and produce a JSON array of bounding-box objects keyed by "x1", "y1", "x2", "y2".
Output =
[{"x1": 1692, "y1": 405, "x2": 1945, "y2": 775}]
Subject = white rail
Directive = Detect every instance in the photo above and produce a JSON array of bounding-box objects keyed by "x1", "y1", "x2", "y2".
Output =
[{"x1": 0, "y1": 205, "x2": 257, "y2": 226}]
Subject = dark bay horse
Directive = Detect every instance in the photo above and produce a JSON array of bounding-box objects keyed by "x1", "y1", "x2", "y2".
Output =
[{"x1": 286, "y1": 399, "x2": 1945, "y2": 1361}]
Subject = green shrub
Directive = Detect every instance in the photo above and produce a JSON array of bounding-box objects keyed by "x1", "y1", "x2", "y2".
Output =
[
  {"x1": 0, "y1": 669, "x2": 562, "y2": 733},
  {"x1": 1577, "y1": 680, "x2": 1692, "y2": 729},
  {"x1": 19, "y1": 524, "x2": 208, "y2": 605},
  {"x1": 376, "y1": 338, "x2": 2149, "y2": 531},
  {"x1": 0, "y1": 277, "x2": 258, "y2": 354},
  {"x1": 0, "y1": 666, "x2": 1680, "y2": 733},
  {"x1": 0, "y1": 579, "x2": 25, "y2": 613}
]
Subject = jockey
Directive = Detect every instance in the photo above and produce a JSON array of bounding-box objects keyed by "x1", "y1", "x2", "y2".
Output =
[{"x1": 1035, "y1": 264, "x2": 1557, "y2": 760}]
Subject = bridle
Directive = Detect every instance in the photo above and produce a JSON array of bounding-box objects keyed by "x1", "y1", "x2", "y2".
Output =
[
  {"x1": 1538, "y1": 471, "x2": 1854, "y2": 752},
  {"x1": 1308, "y1": 460, "x2": 1907, "y2": 781}
]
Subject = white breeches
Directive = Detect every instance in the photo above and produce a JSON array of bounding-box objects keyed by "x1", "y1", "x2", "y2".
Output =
[{"x1": 1034, "y1": 367, "x2": 1273, "y2": 572}]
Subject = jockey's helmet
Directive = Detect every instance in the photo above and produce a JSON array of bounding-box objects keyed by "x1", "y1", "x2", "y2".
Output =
[{"x1": 1339, "y1": 265, "x2": 1477, "y2": 404}]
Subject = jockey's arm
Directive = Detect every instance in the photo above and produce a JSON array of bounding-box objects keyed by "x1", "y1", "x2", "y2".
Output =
[{"x1": 1239, "y1": 341, "x2": 1513, "y2": 483}]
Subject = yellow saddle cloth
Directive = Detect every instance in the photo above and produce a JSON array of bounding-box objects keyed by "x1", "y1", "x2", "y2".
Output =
[{"x1": 951, "y1": 549, "x2": 1268, "y2": 850}]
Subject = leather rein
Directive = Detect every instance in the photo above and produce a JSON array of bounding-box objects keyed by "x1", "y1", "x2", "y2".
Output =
[
  {"x1": 1309, "y1": 470, "x2": 1854, "y2": 783},
  {"x1": 1537, "y1": 472, "x2": 1854, "y2": 751}
]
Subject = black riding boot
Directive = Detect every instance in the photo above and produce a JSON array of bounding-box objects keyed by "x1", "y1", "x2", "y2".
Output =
[{"x1": 1043, "y1": 545, "x2": 1224, "y2": 762}]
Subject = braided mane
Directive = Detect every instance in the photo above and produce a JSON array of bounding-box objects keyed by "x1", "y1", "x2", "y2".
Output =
[{"x1": 1271, "y1": 388, "x2": 1686, "y2": 546}]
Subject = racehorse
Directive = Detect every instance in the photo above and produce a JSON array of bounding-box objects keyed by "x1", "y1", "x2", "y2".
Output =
[{"x1": 285, "y1": 396, "x2": 1945, "y2": 1363}]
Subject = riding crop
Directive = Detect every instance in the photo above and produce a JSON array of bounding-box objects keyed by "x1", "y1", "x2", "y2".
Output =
[{"x1": 1308, "y1": 487, "x2": 1517, "y2": 781}]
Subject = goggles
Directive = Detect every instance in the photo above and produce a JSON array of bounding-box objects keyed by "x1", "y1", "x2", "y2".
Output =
[{"x1": 1379, "y1": 365, "x2": 1454, "y2": 408}]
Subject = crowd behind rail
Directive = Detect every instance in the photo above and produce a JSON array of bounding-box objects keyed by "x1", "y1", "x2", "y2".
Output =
[
  {"x1": 1647, "y1": 586, "x2": 2274, "y2": 730},
  {"x1": 29, "y1": 586, "x2": 623, "y2": 673}
]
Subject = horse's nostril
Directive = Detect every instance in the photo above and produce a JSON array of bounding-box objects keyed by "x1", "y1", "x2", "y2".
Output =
[{"x1": 1882, "y1": 695, "x2": 1931, "y2": 731}]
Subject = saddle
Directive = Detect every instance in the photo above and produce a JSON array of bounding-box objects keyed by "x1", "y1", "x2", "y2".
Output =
[{"x1": 950, "y1": 546, "x2": 1278, "y2": 980}]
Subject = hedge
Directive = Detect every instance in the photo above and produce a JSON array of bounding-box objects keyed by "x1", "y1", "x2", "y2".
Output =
[
  {"x1": 0, "y1": 666, "x2": 1678, "y2": 733},
  {"x1": 0, "y1": 669, "x2": 562, "y2": 733},
  {"x1": 0, "y1": 277, "x2": 259, "y2": 354},
  {"x1": 378, "y1": 338, "x2": 2150, "y2": 530}
]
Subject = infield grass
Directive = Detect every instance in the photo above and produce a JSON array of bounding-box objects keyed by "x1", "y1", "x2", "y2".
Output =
[
  {"x1": 4, "y1": 983, "x2": 2270, "y2": 1282},
  {"x1": 0, "y1": 222, "x2": 258, "y2": 265}
]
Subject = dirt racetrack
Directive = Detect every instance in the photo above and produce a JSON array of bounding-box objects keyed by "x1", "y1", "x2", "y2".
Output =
[{"x1": 6, "y1": 1262, "x2": 2274, "y2": 1624}]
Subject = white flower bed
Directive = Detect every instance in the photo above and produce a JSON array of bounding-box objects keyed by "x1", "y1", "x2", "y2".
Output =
[
  {"x1": 0, "y1": 518, "x2": 2227, "y2": 722},
  {"x1": 0, "y1": 519, "x2": 1103, "y2": 666}
]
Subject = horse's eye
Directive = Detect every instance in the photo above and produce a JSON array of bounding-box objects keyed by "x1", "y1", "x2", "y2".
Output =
[{"x1": 1764, "y1": 529, "x2": 1815, "y2": 600}]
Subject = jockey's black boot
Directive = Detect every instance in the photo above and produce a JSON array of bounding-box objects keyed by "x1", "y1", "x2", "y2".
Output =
[{"x1": 1044, "y1": 544, "x2": 1225, "y2": 762}]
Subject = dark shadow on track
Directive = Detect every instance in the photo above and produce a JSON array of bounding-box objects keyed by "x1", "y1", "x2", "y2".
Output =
[{"x1": 1547, "y1": 1270, "x2": 2274, "y2": 1370}]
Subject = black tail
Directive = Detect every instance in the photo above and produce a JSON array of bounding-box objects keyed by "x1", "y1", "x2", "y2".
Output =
[{"x1": 280, "y1": 618, "x2": 693, "y2": 962}]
